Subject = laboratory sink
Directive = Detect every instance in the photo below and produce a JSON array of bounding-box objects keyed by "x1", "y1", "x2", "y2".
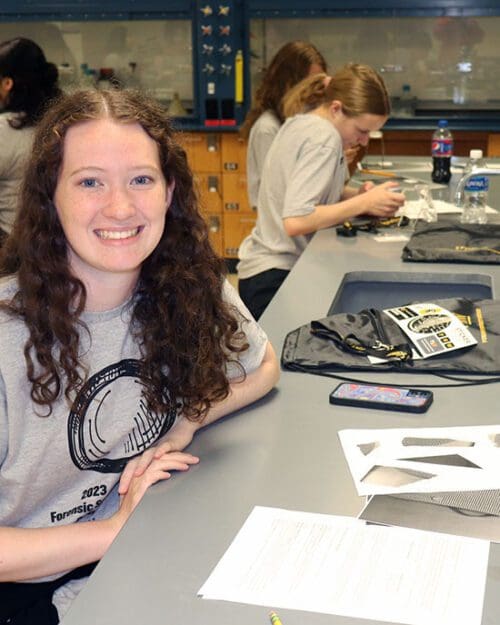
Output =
[{"x1": 328, "y1": 271, "x2": 493, "y2": 315}]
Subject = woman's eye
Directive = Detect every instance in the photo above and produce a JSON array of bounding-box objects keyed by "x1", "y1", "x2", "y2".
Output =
[
  {"x1": 133, "y1": 175, "x2": 152, "y2": 185},
  {"x1": 80, "y1": 178, "x2": 99, "y2": 188}
]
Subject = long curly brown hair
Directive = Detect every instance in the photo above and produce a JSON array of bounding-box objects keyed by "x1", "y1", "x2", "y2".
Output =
[
  {"x1": 240, "y1": 40, "x2": 327, "y2": 139},
  {"x1": 0, "y1": 88, "x2": 249, "y2": 420}
]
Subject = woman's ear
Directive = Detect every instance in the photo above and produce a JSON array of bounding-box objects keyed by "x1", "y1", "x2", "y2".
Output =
[
  {"x1": 0, "y1": 76, "x2": 14, "y2": 102},
  {"x1": 329, "y1": 99, "x2": 343, "y2": 116},
  {"x1": 166, "y1": 180, "x2": 176, "y2": 209},
  {"x1": 1, "y1": 76, "x2": 13, "y2": 90}
]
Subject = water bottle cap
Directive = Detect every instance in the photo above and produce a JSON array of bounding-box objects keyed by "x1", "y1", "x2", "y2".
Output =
[
  {"x1": 469, "y1": 149, "x2": 483, "y2": 159},
  {"x1": 438, "y1": 120, "x2": 448, "y2": 127}
]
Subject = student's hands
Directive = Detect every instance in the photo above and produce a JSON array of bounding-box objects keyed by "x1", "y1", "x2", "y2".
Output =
[
  {"x1": 361, "y1": 181, "x2": 405, "y2": 217},
  {"x1": 113, "y1": 453, "x2": 199, "y2": 531},
  {"x1": 119, "y1": 441, "x2": 199, "y2": 496},
  {"x1": 118, "y1": 418, "x2": 199, "y2": 495},
  {"x1": 357, "y1": 180, "x2": 376, "y2": 194}
]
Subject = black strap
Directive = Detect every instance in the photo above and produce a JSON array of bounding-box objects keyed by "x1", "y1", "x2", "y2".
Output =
[
  {"x1": 311, "y1": 309, "x2": 413, "y2": 363},
  {"x1": 285, "y1": 362, "x2": 500, "y2": 389}
]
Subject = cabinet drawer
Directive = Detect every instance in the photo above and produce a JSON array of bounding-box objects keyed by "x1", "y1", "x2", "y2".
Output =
[
  {"x1": 222, "y1": 172, "x2": 252, "y2": 213},
  {"x1": 194, "y1": 173, "x2": 222, "y2": 213},
  {"x1": 202, "y1": 213, "x2": 223, "y2": 257},
  {"x1": 223, "y1": 213, "x2": 256, "y2": 258},
  {"x1": 179, "y1": 132, "x2": 221, "y2": 173},
  {"x1": 221, "y1": 133, "x2": 247, "y2": 172}
]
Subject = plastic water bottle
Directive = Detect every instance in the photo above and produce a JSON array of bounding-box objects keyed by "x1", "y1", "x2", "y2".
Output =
[
  {"x1": 460, "y1": 149, "x2": 489, "y2": 224},
  {"x1": 431, "y1": 120, "x2": 453, "y2": 184},
  {"x1": 399, "y1": 84, "x2": 414, "y2": 118}
]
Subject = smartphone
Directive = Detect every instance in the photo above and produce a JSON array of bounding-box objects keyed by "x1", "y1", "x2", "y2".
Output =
[{"x1": 329, "y1": 382, "x2": 433, "y2": 413}]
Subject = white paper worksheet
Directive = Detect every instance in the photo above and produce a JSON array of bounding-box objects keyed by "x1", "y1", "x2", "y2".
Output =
[{"x1": 198, "y1": 506, "x2": 489, "y2": 625}]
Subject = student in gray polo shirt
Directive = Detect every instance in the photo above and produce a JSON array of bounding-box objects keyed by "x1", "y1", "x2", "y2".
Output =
[{"x1": 237, "y1": 63, "x2": 406, "y2": 320}]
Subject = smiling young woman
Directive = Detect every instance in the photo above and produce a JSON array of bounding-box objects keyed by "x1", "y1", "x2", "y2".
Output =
[
  {"x1": 0, "y1": 88, "x2": 279, "y2": 624},
  {"x1": 53, "y1": 117, "x2": 174, "y2": 310}
]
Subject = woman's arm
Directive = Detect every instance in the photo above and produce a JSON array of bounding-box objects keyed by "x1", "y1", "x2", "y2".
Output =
[
  {"x1": 196, "y1": 340, "x2": 279, "y2": 425},
  {"x1": 283, "y1": 180, "x2": 405, "y2": 237},
  {"x1": 120, "y1": 341, "x2": 280, "y2": 485},
  {"x1": 0, "y1": 452, "x2": 198, "y2": 582}
]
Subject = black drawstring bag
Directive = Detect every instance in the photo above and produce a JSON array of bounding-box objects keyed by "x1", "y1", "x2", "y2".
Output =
[
  {"x1": 281, "y1": 298, "x2": 500, "y2": 377},
  {"x1": 402, "y1": 219, "x2": 500, "y2": 264}
]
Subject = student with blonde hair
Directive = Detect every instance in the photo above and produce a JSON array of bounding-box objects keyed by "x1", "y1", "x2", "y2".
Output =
[
  {"x1": 282, "y1": 72, "x2": 366, "y2": 177},
  {"x1": 237, "y1": 63, "x2": 405, "y2": 320},
  {"x1": 281, "y1": 71, "x2": 332, "y2": 118}
]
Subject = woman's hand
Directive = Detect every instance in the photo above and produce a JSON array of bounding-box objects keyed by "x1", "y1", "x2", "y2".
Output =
[
  {"x1": 114, "y1": 452, "x2": 199, "y2": 531},
  {"x1": 118, "y1": 433, "x2": 199, "y2": 496},
  {"x1": 357, "y1": 180, "x2": 376, "y2": 194},
  {"x1": 362, "y1": 181, "x2": 405, "y2": 217}
]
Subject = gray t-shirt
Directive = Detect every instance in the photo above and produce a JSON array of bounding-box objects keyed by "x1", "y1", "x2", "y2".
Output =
[
  {"x1": 237, "y1": 113, "x2": 346, "y2": 279},
  {"x1": 246, "y1": 110, "x2": 281, "y2": 209},
  {"x1": 0, "y1": 113, "x2": 34, "y2": 234},
  {"x1": 0, "y1": 277, "x2": 268, "y2": 610}
]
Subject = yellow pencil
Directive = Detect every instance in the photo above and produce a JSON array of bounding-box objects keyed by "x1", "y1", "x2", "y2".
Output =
[
  {"x1": 269, "y1": 610, "x2": 284, "y2": 625},
  {"x1": 359, "y1": 168, "x2": 397, "y2": 178}
]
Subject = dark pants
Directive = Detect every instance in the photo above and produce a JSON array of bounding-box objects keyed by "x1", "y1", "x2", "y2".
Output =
[
  {"x1": 0, "y1": 562, "x2": 97, "y2": 625},
  {"x1": 0, "y1": 228, "x2": 8, "y2": 248},
  {"x1": 238, "y1": 268, "x2": 289, "y2": 320}
]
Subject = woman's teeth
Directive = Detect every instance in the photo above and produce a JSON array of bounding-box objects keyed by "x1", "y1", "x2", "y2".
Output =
[{"x1": 97, "y1": 228, "x2": 140, "y2": 240}]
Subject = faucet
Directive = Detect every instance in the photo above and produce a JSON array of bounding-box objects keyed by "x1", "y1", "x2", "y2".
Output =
[{"x1": 454, "y1": 167, "x2": 500, "y2": 206}]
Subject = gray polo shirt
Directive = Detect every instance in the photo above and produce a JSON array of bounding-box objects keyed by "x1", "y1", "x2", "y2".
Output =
[
  {"x1": 246, "y1": 110, "x2": 281, "y2": 210},
  {"x1": 238, "y1": 113, "x2": 345, "y2": 279},
  {"x1": 0, "y1": 113, "x2": 34, "y2": 233}
]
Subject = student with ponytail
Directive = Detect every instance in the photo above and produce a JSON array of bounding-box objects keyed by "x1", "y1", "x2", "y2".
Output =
[{"x1": 237, "y1": 63, "x2": 405, "y2": 320}]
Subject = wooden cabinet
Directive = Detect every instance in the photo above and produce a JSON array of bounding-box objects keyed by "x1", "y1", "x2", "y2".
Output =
[
  {"x1": 180, "y1": 131, "x2": 256, "y2": 260},
  {"x1": 180, "y1": 132, "x2": 221, "y2": 172},
  {"x1": 221, "y1": 172, "x2": 252, "y2": 214},
  {"x1": 221, "y1": 133, "x2": 247, "y2": 173},
  {"x1": 223, "y1": 213, "x2": 257, "y2": 258},
  {"x1": 368, "y1": 130, "x2": 490, "y2": 157},
  {"x1": 221, "y1": 135, "x2": 256, "y2": 258},
  {"x1": 193, "y1": 173, "x2": 223, "y2": 213},
  {"x1": 222, "y1": 169, "x2": 255, "y2": 257},
  {"x1": 178, "y1": 132, "x2": 224, "y2": 257},
  {"x1": 487, "y1": 134, "x2": 500, "y2": 157}
]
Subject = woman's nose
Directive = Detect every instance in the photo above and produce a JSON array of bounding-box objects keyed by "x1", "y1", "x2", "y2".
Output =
[{"x1": 101, "y1": 186, "x2": 136, "y2": 219}]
